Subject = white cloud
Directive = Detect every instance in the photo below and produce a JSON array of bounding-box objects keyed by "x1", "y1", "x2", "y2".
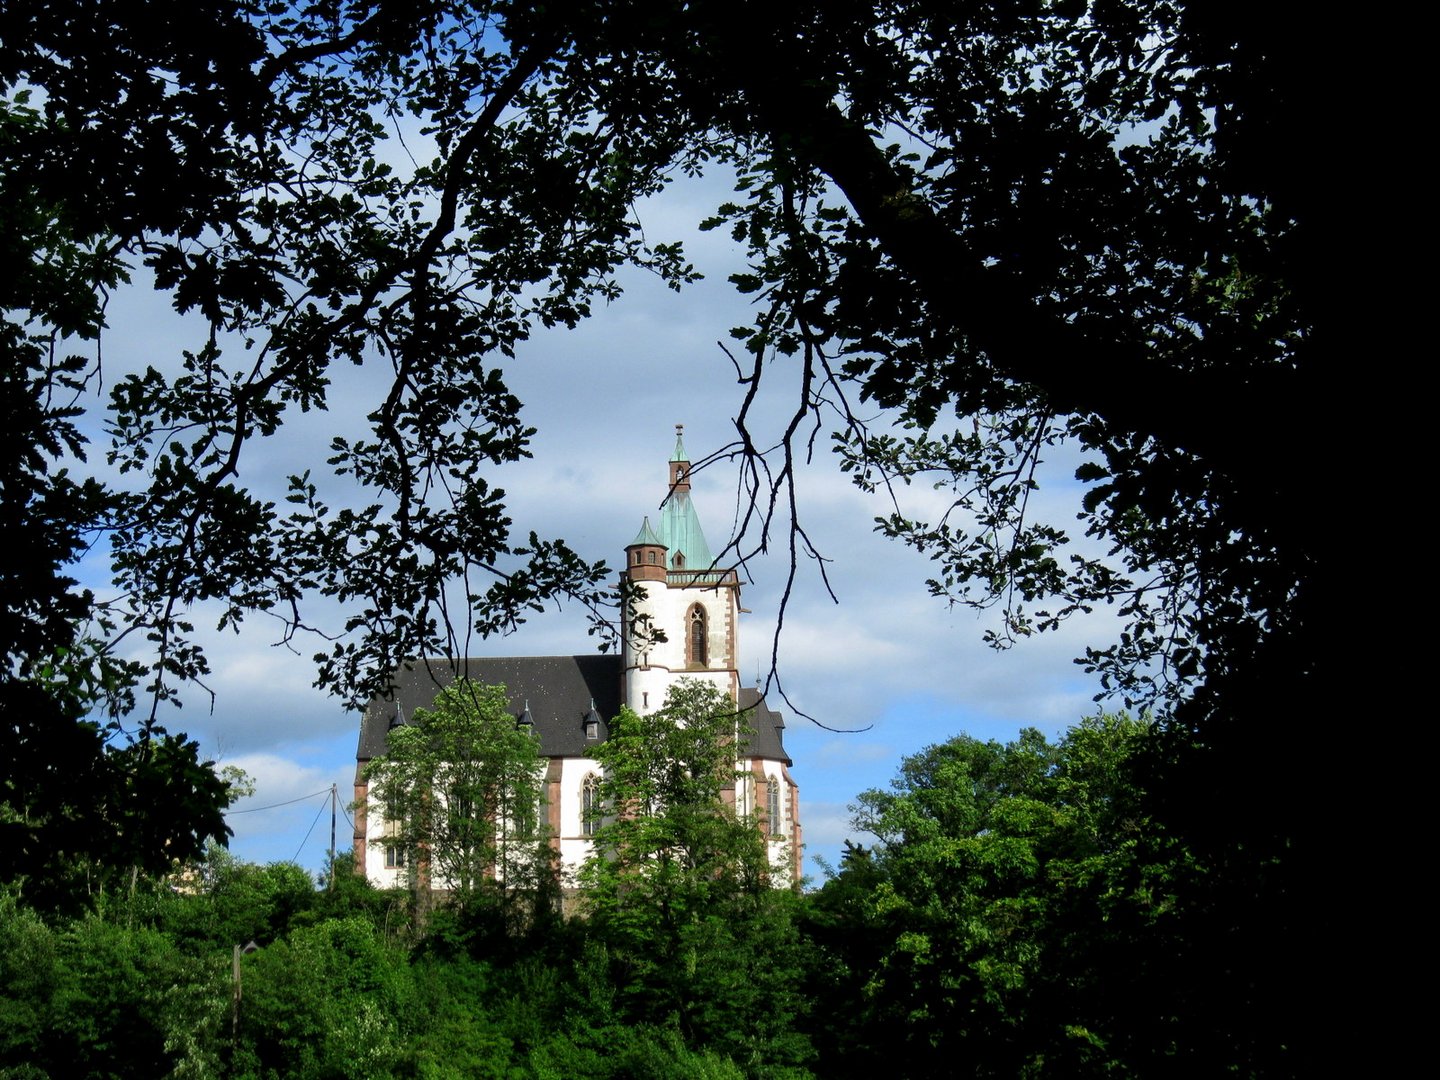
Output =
[{"x1": 72, "y1": 167, "x2": 1137, "y2": 876}]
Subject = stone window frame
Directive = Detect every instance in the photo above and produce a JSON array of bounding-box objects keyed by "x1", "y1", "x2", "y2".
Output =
[
  {"x1": 687, "y1": 603, "x2": 708, "y2": 667},
  {"x1": 581, "y1": 774, "x2": 601, "y2": 837}
]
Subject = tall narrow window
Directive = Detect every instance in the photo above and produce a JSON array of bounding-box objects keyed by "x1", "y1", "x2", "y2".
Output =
[
  {"x1": 688, "y1": 604, "x2": 708, "y2": 666},
  {"x1": 512, "y1": 787, "x2": 538, "y2": 840},
  {"x1": 383, "y1": 816, "x2": 406, "y2": 868},
  {"x1": 767, "y1": 779, "x2": 783, "y2": 836},
  {"x1": 582, "y1": 775, "x2": 601, "y2": 837}
]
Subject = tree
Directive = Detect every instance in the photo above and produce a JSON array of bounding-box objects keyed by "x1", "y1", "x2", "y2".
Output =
[
  {"x1": 805, "y1": 715, "x2": 1299, "y2": 1076},
  {"x1": 4, "y1": 2, "x2": 1335, "y2": 1049},
  {"x1": 0, "y1": 893, "x2": 228, "y2": 1080},
  {"x1": 235, "y1": 916, "x2": 417, "y2": 1080},
  {"x1": 2, "y1": 0, "x2": 1335, "y2": 722},
  {"x1": 579, "y1": 680, "x2": 811, "y2": 1072},
  {"x1": 0, "y1": 642, "x2": 236, "y2": 911},
  {"x1": 2, "y1": 0, "x2": 1332, "y2": 728},
  {"x1": 0, "y1": 94, "x2": 237, "y2": 903},
  {"x1": 363, "y1": 679, "x2": 551, "y2": 917}
]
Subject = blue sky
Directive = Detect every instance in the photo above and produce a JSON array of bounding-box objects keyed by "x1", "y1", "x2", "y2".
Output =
[{"x1": 76, "y1": 165, "x2": 1118, "y2": 883}]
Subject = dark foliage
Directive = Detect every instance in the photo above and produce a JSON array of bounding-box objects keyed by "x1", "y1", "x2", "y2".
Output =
[{"x1": 2, "y1": 5, "x2": 1342, "y2": 1066}]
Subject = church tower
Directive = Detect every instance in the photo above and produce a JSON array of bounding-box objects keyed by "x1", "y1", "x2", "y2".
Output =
[
  {"x1": 358, "y1": 425, "x2": 799, "y2": 889},
  {"x1": 621, "y1": 426, "x2": 741, "y2": 714}
]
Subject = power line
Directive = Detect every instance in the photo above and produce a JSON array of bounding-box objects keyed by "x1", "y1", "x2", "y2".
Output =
[
  {"x1": 291, "y1": 795, "x2": 329, "y2": 863},
  {"x1": 224, "y1": 787, "x2": 331, "y2": 815}
]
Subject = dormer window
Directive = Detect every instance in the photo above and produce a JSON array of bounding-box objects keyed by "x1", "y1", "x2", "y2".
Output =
[
  {"x1": 672, "y1": 551, "x2": 685, "y2": 569},
  {"x1": 585, "y1": 719, "x2": 599, "y2": 740}
]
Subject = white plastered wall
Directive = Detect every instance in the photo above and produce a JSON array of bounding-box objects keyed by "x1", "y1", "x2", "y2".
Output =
[{"x1": 623, "y1": 577, "x2": 739, "y2": 714}]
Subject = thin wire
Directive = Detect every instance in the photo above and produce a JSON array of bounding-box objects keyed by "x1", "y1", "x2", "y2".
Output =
[
  {"x1": 291, "y1": 796, "x2": 329, "y2": 863},
  {"x1": 225, "y1": 787, "x2": 332, "y2": 815}
]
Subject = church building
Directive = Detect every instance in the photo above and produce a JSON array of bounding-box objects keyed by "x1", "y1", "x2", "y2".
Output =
[{"x1": 353, "y1": 428, "x2": 801, "y2": 889}]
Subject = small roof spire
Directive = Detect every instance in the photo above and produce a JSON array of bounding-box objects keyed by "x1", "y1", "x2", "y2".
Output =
[
  {"x1": 630, "y1": 516, "x2": 665, "y2": 547},
  {"x1": 671, "y1": 423, "x2": 688, "y2": 462}
]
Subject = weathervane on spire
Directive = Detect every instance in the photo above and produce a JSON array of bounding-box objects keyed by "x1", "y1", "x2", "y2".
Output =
[{"x1": 670, "y1": 424, "x2": 691, "y2": 491}]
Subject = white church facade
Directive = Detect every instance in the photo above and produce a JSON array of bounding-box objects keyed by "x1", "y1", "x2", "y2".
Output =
[{"x1": 353, "y1": 429, "x2": 802, "y2": 890}]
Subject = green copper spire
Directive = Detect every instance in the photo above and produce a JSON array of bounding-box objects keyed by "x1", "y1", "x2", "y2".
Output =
[
  {"x1": 631, "y1": 516, "x2": 664, "y2": 547},
  {"x1": 671, "y1": 423, "x2": 688, "y2": 462},
  {"x1": 658, "y1": 493, "x2": 713, "y2": 569}
]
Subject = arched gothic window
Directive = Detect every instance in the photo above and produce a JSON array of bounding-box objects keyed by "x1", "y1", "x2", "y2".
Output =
[
  {"x1": 766, "y1": 778, "x2": 783, "y2": 836},
  {"x1": 688, "y1": 604, "x2": 708, "y2": 667},
  {"x1": 581, "y1": 775, "x2": 601, "y2": 837}
]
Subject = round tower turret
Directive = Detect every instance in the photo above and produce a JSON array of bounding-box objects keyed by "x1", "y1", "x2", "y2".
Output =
[{"x1": 624, "y1": 516, "x2": 668, "y2": 583}]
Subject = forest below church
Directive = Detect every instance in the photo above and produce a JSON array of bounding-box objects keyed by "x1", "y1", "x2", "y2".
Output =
[
  {"x1": 3, "y1": 0, "x2": 1349, "y2": 1075},
  {"x1": 4, "y1": 704, "x2": 1219, "y2": 1079}
]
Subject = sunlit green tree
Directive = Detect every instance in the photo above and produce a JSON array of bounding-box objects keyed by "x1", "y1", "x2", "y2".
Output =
[
  {"x1": 364, "y1": 680, "x2": 551, "y2": 919},
  {"x1": 806, "y1": 716, "x2": 1216, "y2": 1077},
  {"x1": 580, "y1": 680, "x2": 811, "y2": 1073}
]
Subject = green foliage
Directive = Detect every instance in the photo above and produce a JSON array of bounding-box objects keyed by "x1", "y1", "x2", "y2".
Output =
[
  {"x1": 580, "y1": 681, "x2": 812, "y2": 1073},
  {"x1": 0, "y1": 892, "x2": 228, "y2": 1080},
  {"x1": 804, "y1": 715, "x2": 1296, "y2": 1076},
  {"x1": 364, "y1": 680, "x2": 552, "y2": 917},
  {"x1": 161, "y1": 847, "x2": 319, "y2": 951},
  {"x1": 306, "y1": 849, "x2": 410, "y2": 935},
  {"x1": 530, "y1": 1022, "x2": 749, "y2": 1080},
  {"x1": 0, "y1": 668, "x2": 235, "y2": 912},
  {"x1": 2, "y1": 4, "x2": 1327, "y2": 1061},
  {"x1": 0, "y1": 893, "x2": 59, "y2": 1072},
  {"x1": 579, "y1": 682, "x2": 771, "y2": 942},
  {"x1": 236, "y1": 916, "x2": 417, "y2": 1080},
  {"x1": 405, "y1": 957, "x2": 517, "y2": 1079}
]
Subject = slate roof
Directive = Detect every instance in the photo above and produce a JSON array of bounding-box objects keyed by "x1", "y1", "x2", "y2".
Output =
[
  {"x1": 356, "y1": 656, "x2": 791, "y2": 766},
  {"x1": 738, "y1": 686, "x2": 790, "y2": 764}
]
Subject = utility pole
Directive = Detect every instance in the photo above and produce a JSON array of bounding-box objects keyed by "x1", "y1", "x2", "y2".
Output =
[{"x1": 329, "y1": 784, "x2": 337, "y2": 891}]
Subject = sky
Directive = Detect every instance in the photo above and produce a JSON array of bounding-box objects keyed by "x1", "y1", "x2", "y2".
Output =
[{"x1": 77, "y1": 163, "x2": 1117, "y2": 884}]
